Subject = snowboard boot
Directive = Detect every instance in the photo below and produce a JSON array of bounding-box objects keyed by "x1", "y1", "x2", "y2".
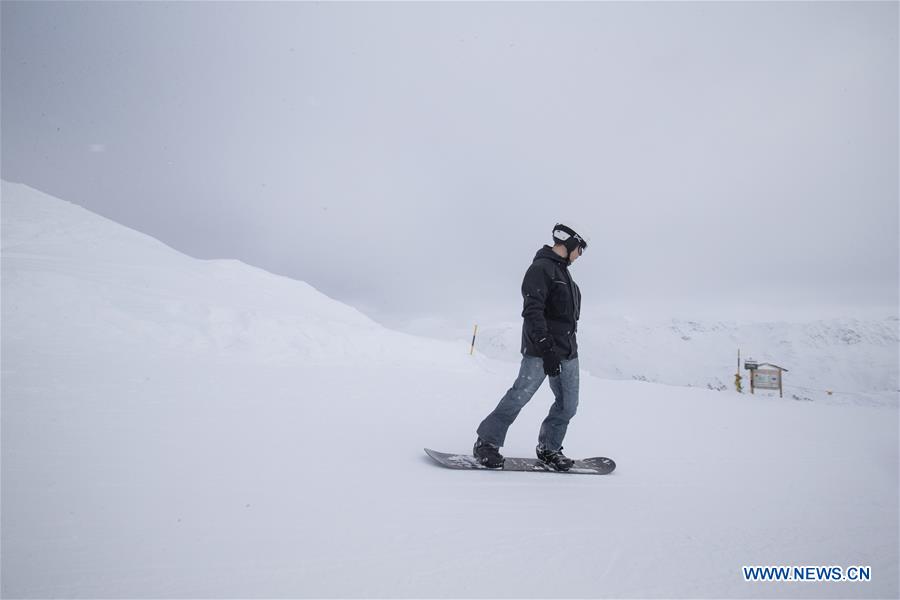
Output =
[
  {"x1": 473, "y1": 438, "x2": 505, "y2": 469},
  {"x1": 536, "y1": 445, "x2": 575, "y2": 471}
]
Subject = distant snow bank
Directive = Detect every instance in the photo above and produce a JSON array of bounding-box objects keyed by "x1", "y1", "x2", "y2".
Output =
[
  {"x1": 399, "y1": 311, "x2": 899, "y2": 408},
  {"x1": 1, "y1": 180, "x2": 470, "y2": 366}
]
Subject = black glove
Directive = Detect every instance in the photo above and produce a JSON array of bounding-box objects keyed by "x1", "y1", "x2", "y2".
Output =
[{"x1": 537, "y1": 336, "x2": 561, "y2": 377}]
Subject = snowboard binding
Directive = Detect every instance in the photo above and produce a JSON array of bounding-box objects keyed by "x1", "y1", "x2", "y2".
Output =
[
  {"x1": 473, "y1": 438, "x2": 505, "y2": 469},
  {"x1": 535, "y1": 445, "x2": 575, "y2": 471}
]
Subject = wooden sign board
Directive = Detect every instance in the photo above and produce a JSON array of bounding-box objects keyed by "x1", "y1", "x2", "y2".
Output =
[{"x1": 752, "y1": 368, "x2": 782, "y2": 390}]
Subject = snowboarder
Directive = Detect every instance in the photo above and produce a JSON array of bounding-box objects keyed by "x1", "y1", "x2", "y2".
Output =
[{"x1": 474, "y1": 223, "x2": 587, "y2": 471}]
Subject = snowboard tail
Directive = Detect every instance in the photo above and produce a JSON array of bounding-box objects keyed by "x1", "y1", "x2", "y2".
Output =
[{"x1": 424, "y1": 448, "x2": 615, "y2": 475}]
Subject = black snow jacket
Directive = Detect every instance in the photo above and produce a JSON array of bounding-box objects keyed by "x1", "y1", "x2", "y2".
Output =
[{"x1": 520, "y1": 246, "x2": 582, "y2": 360}]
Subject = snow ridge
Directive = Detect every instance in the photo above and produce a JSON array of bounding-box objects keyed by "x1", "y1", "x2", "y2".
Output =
[{"x1": 1, "y1": 181, "x2": 467, "y2": 365}]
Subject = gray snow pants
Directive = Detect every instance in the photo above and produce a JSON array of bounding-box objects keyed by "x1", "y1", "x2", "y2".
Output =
[{"x1": 476, "y1": 354, "x2": 579, "y2": 451}]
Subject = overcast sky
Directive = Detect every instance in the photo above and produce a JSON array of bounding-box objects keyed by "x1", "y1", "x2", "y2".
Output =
[{"x1": 2, "y1": 1, "x2": 897, "y2": 324}]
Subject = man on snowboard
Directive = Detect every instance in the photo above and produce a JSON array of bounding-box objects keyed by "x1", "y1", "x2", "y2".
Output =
[{"x1": 474, "y1": 223, "x2": 587, "y2": 471}]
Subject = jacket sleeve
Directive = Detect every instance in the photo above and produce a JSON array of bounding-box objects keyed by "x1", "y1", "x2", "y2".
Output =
[{"x1": 521, "y1": 262, "x2": 552, "y2": 347}]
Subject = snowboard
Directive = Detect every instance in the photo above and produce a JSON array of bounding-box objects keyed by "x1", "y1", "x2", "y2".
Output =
[{"x1": 424, "y1": 448, "x2": 616, "y2": 475}]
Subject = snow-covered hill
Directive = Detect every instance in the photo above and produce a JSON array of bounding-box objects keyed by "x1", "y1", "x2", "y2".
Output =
[
  {"x1": 2, "y1": 181, "x2": 897, "y2": 598},
  {"x1": 400, "y1": 314, "x2": 898, "y2": 407},
  {"x1": 1, "y1": 181, "x2": 469, "y2": 367}
]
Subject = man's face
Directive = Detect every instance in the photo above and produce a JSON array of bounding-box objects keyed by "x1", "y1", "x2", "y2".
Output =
[{"x1": 568, "y1": 245, "x2": 584, "y2": 263}]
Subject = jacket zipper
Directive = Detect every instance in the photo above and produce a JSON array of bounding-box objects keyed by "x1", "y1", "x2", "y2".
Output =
[{"x1": 561, "y1": 265, "x2": 578, "y2": 333}]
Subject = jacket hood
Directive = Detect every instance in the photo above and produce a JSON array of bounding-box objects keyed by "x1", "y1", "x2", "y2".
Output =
[{"x1": 534, "y1": 245, "x2": 569, "y2": 266}]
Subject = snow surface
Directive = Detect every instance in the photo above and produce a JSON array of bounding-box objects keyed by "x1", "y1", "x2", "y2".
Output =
[{"x1": 2, "y1": 180, "x2": 898, "y2": 598}]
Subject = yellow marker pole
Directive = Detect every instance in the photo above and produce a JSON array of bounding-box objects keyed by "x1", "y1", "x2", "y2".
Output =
[{"x1": 469, "y1": 324, "x2": 478, "y2": 355}]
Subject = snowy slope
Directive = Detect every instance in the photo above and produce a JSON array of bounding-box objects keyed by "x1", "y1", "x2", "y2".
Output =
[
  {"x1": 1, "y1": 181, "x2": 466, "y2": 366},
  {"x1": 2, "y1": 181, "x2": 897, "y2": 598},
  {"x1": 404, "y1": 315, "x2": 898, "y2": 407}
]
